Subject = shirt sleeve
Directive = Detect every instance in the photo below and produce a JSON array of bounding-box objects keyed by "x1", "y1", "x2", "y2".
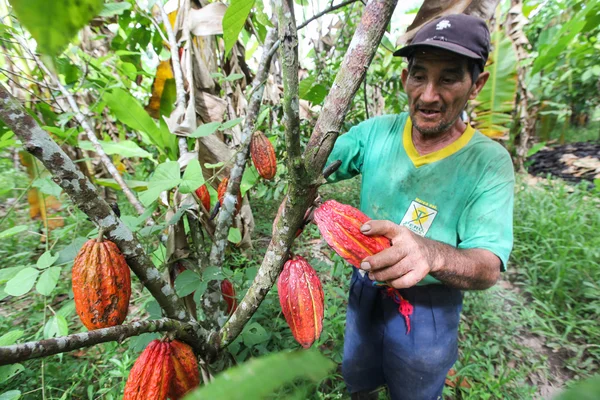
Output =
[
  {"x1": 324, "y1": 119, "x2": 375, "y2": 183},
  {"x1": 456, "y1": 152, "x2": 515, "y2": 270}
]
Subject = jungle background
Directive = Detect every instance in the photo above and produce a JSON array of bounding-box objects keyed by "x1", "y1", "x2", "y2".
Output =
[{"x1": 0, "y1": 0, "x2": 599, "y2": 398}]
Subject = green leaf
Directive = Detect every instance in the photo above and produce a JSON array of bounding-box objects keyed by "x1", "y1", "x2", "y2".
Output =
[
  {"x1": 167, "y1": 204, "x2": 194, "y2": 226},
  {"x1": 179, "y1": 159, "x2": 204, "y2": 194},
  {"x1": 103, "y1": 89, "x2": 171, "y2": 155},
  {"x1": 527, "y1": 142, "x2": 546, "y2": 157},
  {"x1": 204, "y1": 162, "x2": 224, "y2": 169},
  {"x1": 555, "y1": 374, "x2": 600, "y2": 400},
  {"x1": 78, "y1": 140, "x2": 153, "y2": 159},
  {"x1": 175, "y1": 270, "x2": 201, "y2": 297},
  {"x1": 9, "y1": 0, "x2": 104, "y2": 56},
  {"x1": 0, "y1": 267, "x2": 22, "y2": 285},
  {"x1": 43, "y1": 315, "x2": 68, "y2": 339},
  {"x1": 99, "y1": 2, "x2": 131, "y2": 17},
  {"x1": 56, "y1": 300, "x2": 76, "y2": 318},
  {"x1": 56, "y1": 237, "x2": 87, "y2": 265},
  {"x1": 0, "y1": 364, "x2": 24, "y2": 385},
  {"x1": 190, "y1": 122, "x2": 221, "y2": 138},
  {"x1": 129, "y1": 332, "x2": 161, "y2": 353},
  {"x1": 0, "y1": 330, "x2": 24, "y2": 346},
  {"x1": 95, "y1": 178, "x2": 148, "y2": 192},
  {"x1": 228, "y1": 227, "x2": 242, "y2": 244},
  {"x1": 32, "y1": 177, "x2": 62, "y2": 197},
  {"x1": 202, "y1": 266, "x2": 223, "y2": 281},
  {"x1": 240, "y1": 166, "x2": 259, "y2": 196},
  {"x1": 220, "y1": 117, "x2": 244, "y2": 131},
  {"x1": 222, "y1": 0, "x2": 255, "y2": 55},
  {"x1": 304, "y1": 84, "x2": 328, "y2": 105},
  {"x1": 0, "y1": 390, "x2": 21, "y2": 400},
  {"x1": 139, "y1": 161, "x2": 182, "y2": 206},
  {"x1": 192, "y1": 281, "x2": 208, "y2": 304},
  {"x1": 36, "y1": 251, "x2": 59, "y2": 270},
  {"x1": 298, "y1": 75, "x2": 316, "y2": 98},
  {"x1": 4, "y1": 267, "x2": 39, "y2": 297},
  {"x1": 185, "y1": 350, "x2": 335, "y2": 399},
  {"x1": 36, "y1": 267, "x2": 61, "y2": 296},
  {"x1": 241, "y1": 322, "x2": 270, "y2": 346},
  {"x1": 0, "y1": 226, "x2": 28, "y2": 240},
  {"x1": 223, "y1": 73, "x2": 245, "y2": 82}
]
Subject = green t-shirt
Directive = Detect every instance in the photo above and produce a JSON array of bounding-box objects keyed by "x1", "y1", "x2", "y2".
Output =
[{"x1": 326, "y1": 113, "x2": 515, "y2": 285}]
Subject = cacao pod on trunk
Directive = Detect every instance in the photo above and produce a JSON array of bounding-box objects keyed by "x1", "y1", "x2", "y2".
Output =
[
  {"x1": 123, "y1": 340, "x2": 173, "y2": 400},
  {"x1": 194, "y1": 184, "x2": 211, "y2": 212},
  {"x1": 250, "y1": 131, "x2": 277, "y2": 180},
  {"x1": 277, "y1": 255, "x2": 324, "y2": 349},
  {"x1": 220, "y1": 279, "x2": 238, "y2": 315},
  {"x1": 313, "y1": 200, "x2": 390, "y2": 268},
  {"x1": 168, "y1": 340, "x2": 200, "y2": 399},
  {"x1": 72, "y1": 239, "x2": 131, "y2": 330},
  {"x1": 217, "y1": 178, "x2": 242, "y2": 213}
]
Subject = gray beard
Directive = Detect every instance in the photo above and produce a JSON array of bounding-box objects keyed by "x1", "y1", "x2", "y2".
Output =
[{"x1": 410, "y1": 110, "x2": 461, "y2": 139}]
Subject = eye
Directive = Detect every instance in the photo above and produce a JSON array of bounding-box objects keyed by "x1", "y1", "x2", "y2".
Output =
[{"x1": 411, "y1": 75, "x2": 425, "y2": 82}]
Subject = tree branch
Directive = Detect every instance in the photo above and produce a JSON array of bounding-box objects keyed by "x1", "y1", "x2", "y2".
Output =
[
  {"x1": 158, "y1": 1, "x2": 189, "y2": 156},
  {"x1": 277, "y1": 0, "x2": 305, "y2": 185},
  {"x1": 297, "y1": 0, "x2": 362, "y2": 30},
  {"x1": 0, "y1": 85, "x2": 189, "y2": 322},
  {"x1": 0, "y1": 319, "x2": 200, "y2": 366},
  {"x1": 13, "y1": 36, "x2": 148, "y2": 217},
  {"x1": 214, "y1": 0, "x2": 398, "y2": 350},
  {"x1": 208, "y1": 27, "x2": 279, "y2": 268}
]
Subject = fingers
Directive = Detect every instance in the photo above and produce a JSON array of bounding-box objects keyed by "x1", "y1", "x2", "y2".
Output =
[
  {"x1": 360, "y1": 220, "x2": 403, "y2": 240},
  {"x1": 361, "y1": 245, "x2": 408, "y2": 272},
  {"x1": 389, "y1": 270, "x2": 423, "y2": 289},
  {"x1": 367, "y1": 260, "x2": 410, "y2": 282}
]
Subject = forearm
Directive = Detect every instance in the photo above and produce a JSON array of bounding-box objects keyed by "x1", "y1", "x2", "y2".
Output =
[{"x1": 428, "y1": 242, "x2": 501, "y2": 290}]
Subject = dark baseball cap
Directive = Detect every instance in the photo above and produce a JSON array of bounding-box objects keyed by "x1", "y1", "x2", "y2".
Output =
[{"x1": 394, "y1": 14, "x2": 490, "y2": 67}]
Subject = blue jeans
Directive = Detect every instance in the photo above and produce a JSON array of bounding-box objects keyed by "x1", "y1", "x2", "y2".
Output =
[{"x1": 342, "y1": 269, "x2": 463, "y2": 400}]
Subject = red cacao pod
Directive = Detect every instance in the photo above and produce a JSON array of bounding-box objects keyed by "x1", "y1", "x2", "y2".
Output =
[
  {"x1": 220, "y1": 279, "x2": 238, "y2": 315},
  {"x1": 168, "y1": 340, "x2": 200, "y2": 399},
  {"x1": 123, "y1": 340, "x2": 173, "y2": 400},
  {"x1": 194, "y1": 184, "x2": 211, "y2": 212},
  {"x1": 217, "y1": 178, "x2": 242, "y2": 213},
  {"x1": 72, "y1": 239, "x2": 131, "y2": 330},
  {"x1": 313, "y1": 200, "x2": 391, "y2": 268},
  {"x1": 250, "y1": 131, "x2": 277, "y2": 180},
  {"x1": 277, "y1": 256, "x2": 324, "y2": 349}
]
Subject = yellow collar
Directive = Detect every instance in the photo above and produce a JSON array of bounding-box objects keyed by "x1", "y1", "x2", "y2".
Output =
[{"x1": 403, "y1": 117, "x2": 476, "y2": 168}]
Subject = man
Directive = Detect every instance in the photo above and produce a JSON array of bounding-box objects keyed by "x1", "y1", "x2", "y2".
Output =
[{"x1": 325, "y1": 14, "x2": 515, "y2": 400}]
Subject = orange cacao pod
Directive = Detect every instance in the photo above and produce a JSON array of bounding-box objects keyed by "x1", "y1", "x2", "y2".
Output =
[
  {"x1": 217, "y1": 178, "x2": 242, "y2": 213},
  {"x1": 313, "y1": 200, "x2": 390, "y2": 268},
  {"x1": 220, "y1": 279, "x2": 238, "y2": 315},
  {"x1": 250, "y1": 131, "x2": 277, "y2": 180},
  {"x1": 168, "y1": 340, "x2": 200, "y2": 399},
  {"x1": 194, "y1": 184, "x2": 211, "y2": 212},
  {"x1": 123, "y1": 340, "x2": 173, "y2": 400},
  {"x1": 72, "y1": 239, "x2": 131, "y2": 330},
  {"x1": 277, "y1": 255, "x2": 324, "y2": 349}
]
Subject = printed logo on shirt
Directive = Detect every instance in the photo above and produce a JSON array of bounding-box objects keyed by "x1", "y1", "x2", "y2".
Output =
[{"x1": 400, "y1": 198, "x2": 438, "y2": 237}]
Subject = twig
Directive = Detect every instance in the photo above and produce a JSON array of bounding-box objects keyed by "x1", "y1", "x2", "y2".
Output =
[
  {"x1": 214, "y1": 0, "x2": 398, "y2": 350},
  {"x1": 158, "y1": 1, "x2": 189, "y2": 156},
  {"x1": 0, "y1": 319, "x2": 204, "y2": 366},
  {"x1": 0, "y1": 85, "x2": 189, "y2": 322},
  {"x1": 363, "y1": 77, "x2": 370, "y2": 119},
  {"x1": 11, "y1": 36, "x2": 148, "y2": 217},
  {"x1": 277, "y1": 0, "x2": 305, "y2": 185},
  {"x1": 208, "y1": 27, "x2": 279, "y2": 267},
  {"x1": 297, "y1": 0, "x2": 362, "y2": 30}
]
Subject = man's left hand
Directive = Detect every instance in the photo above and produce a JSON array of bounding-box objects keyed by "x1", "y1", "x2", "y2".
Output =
[{"x1": 360, "y1": 220, "x2": 441, "y2": 289}]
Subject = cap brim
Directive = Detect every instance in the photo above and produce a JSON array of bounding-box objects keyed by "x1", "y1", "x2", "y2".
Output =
[{"x1": 393, "y1": 42, "x2": 481, "y2": 60}]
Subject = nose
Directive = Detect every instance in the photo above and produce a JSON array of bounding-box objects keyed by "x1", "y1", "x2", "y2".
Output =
[{"x1": 420, "y1": 82, "x2": 440, "y2": 104}]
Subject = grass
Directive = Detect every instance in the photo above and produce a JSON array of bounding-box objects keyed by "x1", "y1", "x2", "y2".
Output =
[{"x1": 1, "y1": 153, "x2": 599, "y2": 398}]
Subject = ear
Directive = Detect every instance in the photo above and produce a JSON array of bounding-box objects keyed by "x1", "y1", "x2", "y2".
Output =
[
  {"x1": 469, "y1": 71, "x2": 489, "y2": 100},
  {"x1": 401, "y1": 68, "x2": 409, "y2": 90}
]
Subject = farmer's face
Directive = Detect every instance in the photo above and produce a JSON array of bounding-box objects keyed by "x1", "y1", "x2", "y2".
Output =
[{"x1": 401, "y1": 49, "x2": 486, "y2": 137}]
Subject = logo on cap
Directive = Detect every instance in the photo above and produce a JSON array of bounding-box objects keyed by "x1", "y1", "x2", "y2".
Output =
[{"x1": 436, "y1": 20, "x2": 451, "y2": 30}]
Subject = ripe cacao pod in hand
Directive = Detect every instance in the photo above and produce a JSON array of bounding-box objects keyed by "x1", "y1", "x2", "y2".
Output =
[
  {"x1": 221, "y1": 279, "x2": 238, "y2": 315},
  {"x1": 168, "y1": 340, "x2": 200, "y2": 399},
  {"x1": 313, "y1": 200, "x2": 391, "y2": 268},
  {"x1": 250, "y1": 131, "x2": 277, "y2": 180},
  {"x1": 217, "y1": 177, "x2": 242, "y2": 213},
  {"x1": 277, "y1": 255, "x2": 324, "y2": 349},
  {"x1": 123, "y1": 340, "x2": 173, "y2": 400},
  {"x1": 72, "y1": 238, "x2": 131, "y2": 330},
  {"x1": 194, "y1": 184, "x2": 211, "y2": 212}
]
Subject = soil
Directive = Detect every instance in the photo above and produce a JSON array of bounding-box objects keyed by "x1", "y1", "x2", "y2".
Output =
[{"x1": 527, "y1": 141, "x2": 600, "y2": 186}]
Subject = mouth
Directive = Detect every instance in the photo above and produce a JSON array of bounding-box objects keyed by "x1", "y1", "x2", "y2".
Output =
[{"x1": 417, "y1": 108, "x2": 442, "y2": 119}]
